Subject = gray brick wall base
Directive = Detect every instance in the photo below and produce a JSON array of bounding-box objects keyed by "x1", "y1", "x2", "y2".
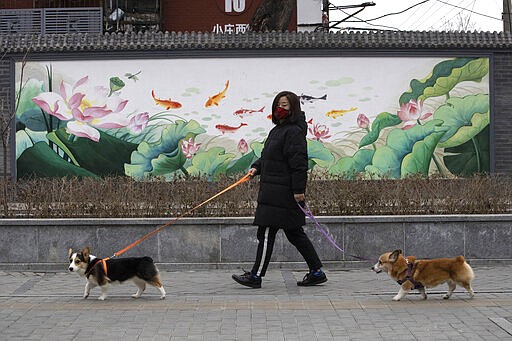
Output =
[{"x1": 1, "y1": 215, "x2": 511, "y2": 271}]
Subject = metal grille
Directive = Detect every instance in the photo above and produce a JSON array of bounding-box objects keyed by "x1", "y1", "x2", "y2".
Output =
[
  {"x1": 43, "y1": 8, "x2": 102, "y2": 34},
  {"x1": 0, "y1": 9, "x2": 43, "y2": 34},
  {"x1": 0, "y1": 8, "x2": 102, "y2": 34}
]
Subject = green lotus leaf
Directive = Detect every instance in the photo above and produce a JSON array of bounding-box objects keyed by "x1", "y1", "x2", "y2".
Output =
[
  {"x1": 52, "y1": 128, "x2": 137, "y2": 176},
  {"x1": 17, "y1": 141, "x2": 98, "y2": 179},
  {"x1": 125, "y1": 120, "x2": 205, "y2": 179},
  {"x1": 109, "y1": 77, "x2": 125, "y2": 94},
  {"x1": 399, "y1": 58, "x2": 489, "y2": 104},
  {"x1": 328, "y1": 149, "x2": 375, "y2": 178},
  {"x1": 47, "y1": 130, "x2": 80, "y2": 166},
  {"x1": 18, "y1": 108, "x2": 64, "y2": 132},
  {"x1": 16, "y1": 129, "x2": 49, "y2": 160},
  {"x1": 186, "y1": 147, "x2": 235, "y2": 180},
  {"x1": 444, "y1": 125, "x2": 490, "y2": 176},
  {"x1": 16, "y1": 78, "x2": 44, "y2": 117},
  {"x1": 251, "y1": 141, "x2": 264, "y2": 158},
  {"x1": 307, "y1": 139, "x2": 335, "y2": 169},
  {"x1": 150, "y1": 146, "x2": 187, "y2": 176},
  {"x1": 226, "y1": 151, "x2": 258, "y2": 176},
  {"x1": 433, "y1": 94, "x2": 489, "y2": 148},
  {"x1": 359, "y1": 112, "x2": 402, "y2": 148},
  {"x1": 365, "y1": 120, "x2": 448, "y2": 178},
  {"x1": 401, "y1": 129, "x2": 449, "y2": 177}
]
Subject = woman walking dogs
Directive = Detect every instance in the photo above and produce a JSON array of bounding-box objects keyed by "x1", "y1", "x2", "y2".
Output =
[{"x1": 232, "y1": 91, "x2": 327, "y2": 289}]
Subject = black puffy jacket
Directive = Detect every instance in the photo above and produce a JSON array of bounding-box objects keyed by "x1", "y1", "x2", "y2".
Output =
[{"x1": 252, "y1": 112, "x2": 308, "y2": 229}]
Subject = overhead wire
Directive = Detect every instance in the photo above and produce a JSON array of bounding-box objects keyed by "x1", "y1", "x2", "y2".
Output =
[
  {"x1": 327, "y1": 0, "x2": 501, "y2": 31},
  {"x1": 331, "y1": 0, "x2": 431, "y2": 31},
  {"x1": 435, "y1": 0, "x2": 502, "y2": 21},
  {"x1": 426, "y1": 0, "x2": 470, "y2": 30},
  {"x1": 399, "y1": 1, "x2": 429, "y2": 28},
  {"x1": 408, "y1": 1, "x2": 444, "y2": 30}
]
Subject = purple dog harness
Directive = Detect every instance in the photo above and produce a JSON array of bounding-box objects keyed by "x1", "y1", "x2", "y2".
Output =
[{"x1": 396, "y1": 260, "x2": 424, "y2": 289}]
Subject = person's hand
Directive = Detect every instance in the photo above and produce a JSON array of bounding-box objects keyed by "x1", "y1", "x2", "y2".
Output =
[
  {"x1": 294, "y1": 193, "x2": 305, "y2": 202},
  {"x1": 248, "y1": 167, "x2": 258, "y2": 177}
]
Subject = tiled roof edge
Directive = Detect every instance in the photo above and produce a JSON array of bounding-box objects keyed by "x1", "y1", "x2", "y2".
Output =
[{"x1": 1, "y1": 30, "x2": 512, "y2": 53}]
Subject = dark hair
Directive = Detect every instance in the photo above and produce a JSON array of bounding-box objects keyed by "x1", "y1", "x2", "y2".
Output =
[{"x1": 271, "y1": 91, "x2": 302, "y2": 125}]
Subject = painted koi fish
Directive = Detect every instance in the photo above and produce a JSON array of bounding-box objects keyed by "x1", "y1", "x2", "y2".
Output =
[
  {"x1": 151, "y1": 90, "x2": 182, "y2": 110},
  {"x1": 215, "y1": 122, "x2": 247, "y2": 134},
  {"x1": 233, "y1": 106, "x2": 265, "y2": 118},
  {"x1": 205, "y1": 80, "x2": 229, "y2": 107},
  {"x1": 300, "y1": 93, "x2": 327, "y2": 105},
  {"x1": 326, "y1": 107, "x2": 358, "y2": 118}
]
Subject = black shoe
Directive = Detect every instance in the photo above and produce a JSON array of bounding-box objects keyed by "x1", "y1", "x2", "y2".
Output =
[
  {"x1": 232, "y1": 271, "x2": 262, "y2": 288},
  {"x1": 297, "y1": 271, "x2": 327, "y2": 286}
]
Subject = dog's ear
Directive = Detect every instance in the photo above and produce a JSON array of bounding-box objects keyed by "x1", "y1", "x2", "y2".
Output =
[
  {"x1": 68, "y1": 248, "x2": 73, "y2": 259},
  {"x1": 82, "y1": 246, "x2": 90, "y2": 261},
  {"x1": 389, "y1": 249, "x2": 402, "y2": 263}
]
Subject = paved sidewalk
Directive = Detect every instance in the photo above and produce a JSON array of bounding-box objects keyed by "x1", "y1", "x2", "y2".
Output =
[{"x1": 0, "y1": 265, "x2": 511, "y2": 340}]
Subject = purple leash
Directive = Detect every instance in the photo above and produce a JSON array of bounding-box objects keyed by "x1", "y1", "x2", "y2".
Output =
[{"x1": 298, "y1": 201, "x2": 374, "y2": 263}]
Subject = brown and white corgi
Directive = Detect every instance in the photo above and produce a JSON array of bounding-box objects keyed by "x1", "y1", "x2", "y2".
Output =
[
  {"x1": 372, "y1": 249, "x2": 474, "y2": 301},
  {"x1": 68, "y1": 247, "x2": 166, "y2": 300}
]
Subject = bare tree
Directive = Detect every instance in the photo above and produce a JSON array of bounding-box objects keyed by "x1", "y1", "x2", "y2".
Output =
[
  {"x1": 0, "y1": 48, "x2": 30, "y2": 216},
  {"x1": 250, "y1": 0, "x2": 295, "y2": 32},
  {"x1": 441, "y1": 13, "x2": 476, "y2": 31}
]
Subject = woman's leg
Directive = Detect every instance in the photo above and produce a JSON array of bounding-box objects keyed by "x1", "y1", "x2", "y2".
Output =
[
  {"x1": 283, "y1": 227, "x2": 323, "y2": 271},
  {"x1": 251, "y1": 226, "x2": 279, "y2": 277}
]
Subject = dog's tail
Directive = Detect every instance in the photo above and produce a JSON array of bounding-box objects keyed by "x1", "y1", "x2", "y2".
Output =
[{"x1": 456, "y1": 255, "x2": 475, "y2": 281}]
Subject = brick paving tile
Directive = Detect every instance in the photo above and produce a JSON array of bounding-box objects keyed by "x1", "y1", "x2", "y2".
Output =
[{"x1": 0, "y1": 267, "x2": 510, "y2": 340}]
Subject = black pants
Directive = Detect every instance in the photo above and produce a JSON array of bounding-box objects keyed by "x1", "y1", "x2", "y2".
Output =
[{"x1": 251, "y1": 225, "x2": 323, "y2": 277}]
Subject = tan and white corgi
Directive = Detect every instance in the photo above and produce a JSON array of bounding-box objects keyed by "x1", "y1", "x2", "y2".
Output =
[{"x1": 372, "y1": 249, "x2": 474, "y2": 301}]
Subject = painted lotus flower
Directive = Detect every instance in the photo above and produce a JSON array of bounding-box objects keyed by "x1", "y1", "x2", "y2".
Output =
[
  {"x1": 32, "y1": 76, "x2": 130, "y2": 142},
  {"x1": 181, "y1": 138, "x2": 201, "y2": 159},
  {"x1": 308, "y1": 123, "x2": 331, "y2": 142},
  {"x1": 129, "y1": 112, "x2": 149, "y2": 134},
  {"x1": 237, "y1": 138, "x2": 248, "y2": 154},
  {"x1": 357, "y1": 113, "x2": 370, "y2": 129},
  {"x1": 397, "y1": 99, "x2": 432, "y2": 130}
]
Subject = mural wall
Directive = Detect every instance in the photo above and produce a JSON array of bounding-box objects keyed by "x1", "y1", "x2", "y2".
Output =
[{"x1": 15, "y1": 56, "x2": 490, "y2": 180}]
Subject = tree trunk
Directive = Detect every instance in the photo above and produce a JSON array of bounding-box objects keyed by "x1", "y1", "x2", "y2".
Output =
[{"x1": 250, "y1": 0, "x2": 295, "y2": 32}]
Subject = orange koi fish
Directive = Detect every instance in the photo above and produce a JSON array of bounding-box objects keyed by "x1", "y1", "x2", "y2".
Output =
[
  {"x1": 215, "y1": 122, "x2": 247, "y2": 134},
  {"x1": 205, "y1": 80, "x2": 229, "y2": 107},
  {"x1": 233, "y1": 106, "x2": 265, "y2": 118},
  {"x1": 151, "y1": 90, "x2": 182, "y2": 110},
  {"x1": 326, "y1": 107, "x2": 357, "y2": 118}
]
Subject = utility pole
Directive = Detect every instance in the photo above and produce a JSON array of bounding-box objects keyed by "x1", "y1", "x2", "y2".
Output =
[
  {"x1": 504, "y1": 0, "x2": 512, "y2": 32},
  {"x1": 322, "y1": 0, "x2": 329, "y2": 30}
]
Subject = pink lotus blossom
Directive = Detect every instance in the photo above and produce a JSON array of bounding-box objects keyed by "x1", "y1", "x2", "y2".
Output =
[
  {"x1": 181, "y1": 138, "x2": 201, "y2": 159},
  {"x1": 129, "y1": 112, "x2": 149, "y2": 134},
  {"x1": 237, "y1": 138, "x2": 248, "y2": 154},
  {"x1": 32, "y1": 76, "x2": 130, "y2": 142},
  {"x1": 357, "y1": 113, "x2": 370, "y2": 129},
  {"x1": 308, "y1": 123, "x2": 331, "y2": 142},
  {"x1": 397, "y1": 99, "x2": 432, "y2": 130}
]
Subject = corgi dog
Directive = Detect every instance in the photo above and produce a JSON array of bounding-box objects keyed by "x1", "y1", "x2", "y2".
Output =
[
  {"x1": 68, "y1": 247, "x2": 166, "y2": 300},
  {"x1": 372, "y1": 249, "x2": 474, "y2": 301}
]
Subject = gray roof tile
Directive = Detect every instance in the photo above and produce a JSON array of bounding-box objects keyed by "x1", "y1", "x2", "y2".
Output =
[{"x1": 1, "y1": 31, "x2": 512, "y2": 53}]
